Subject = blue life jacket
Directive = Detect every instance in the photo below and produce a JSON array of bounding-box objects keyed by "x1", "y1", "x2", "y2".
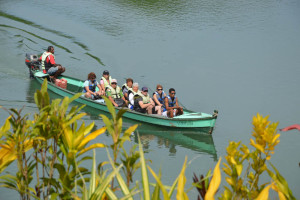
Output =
[
  {"x1": 83, "y1": 80, "x2": 97, "y2": 93},
  {"x1": 167, "y1": 95, "x2": 176, "y2": 108},
  {"x1": 155, "y1": 91, "x2": 166, "y2": 111}
]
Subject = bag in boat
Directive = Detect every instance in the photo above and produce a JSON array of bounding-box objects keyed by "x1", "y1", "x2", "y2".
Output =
[
  {"x1": 114, "y1": 98, "x2": 125, "y2": 107},
  {"x1": 55, "y1": 79, "x2": 67, "y2": 89}
]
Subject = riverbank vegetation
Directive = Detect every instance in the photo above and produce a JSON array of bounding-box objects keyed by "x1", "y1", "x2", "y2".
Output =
[{"x1": 0, "y1": 80, "x2": 295, "y2": 199}]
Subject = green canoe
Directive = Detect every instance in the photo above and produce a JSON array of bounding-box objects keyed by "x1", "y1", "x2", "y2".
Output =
[{"x1": 31, "y1": 70, "x2": 218, "y2": 133}]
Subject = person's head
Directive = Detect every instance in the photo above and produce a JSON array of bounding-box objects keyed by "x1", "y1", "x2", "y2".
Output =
[
  {"x1": 47, "y1": 46, "x2": 54, "y2": 54},
  {"x1": 141, "y1": 87, "x2": 148, "y2": 96},
  {"x1": 111, "y1": 79, "x2": 117, "y2": 88},
  {"x1": 156, "y1": 84, "x2": 163, "y2": 93},
  {"x1": 87, "y1": 72, "x2": 96, "y2": 81},
  {"x1": 126, "y1": 78, "x2": 133, "y2": 88},
  {"x1": 132, "y1": 82, "x2": 139, "y2": 92},
  {"x1": 169, "y1": 88, "x2": 176, "y2": 96},
  {"x1": 102, "y1": 70, "x2": 109, "y2": 79}
]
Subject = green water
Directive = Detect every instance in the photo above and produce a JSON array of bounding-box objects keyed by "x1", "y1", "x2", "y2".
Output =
[{"x1": 0, "y1": 0, "x2": 300, "y2": 198}]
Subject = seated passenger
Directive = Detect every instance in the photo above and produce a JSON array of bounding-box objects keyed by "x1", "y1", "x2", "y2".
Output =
[
  {"x1": 106, "y1": 79, "x2": 128, "y2": 107},
  {"x1": 152, "y1": 84, "x2": 167, "y2": 116},
  {"x1": 128, "y1": 82, "x2": 141, "y2": 109},
  {"x1": 100, "y1": 70, "x2": 112, "y2": 93},
  {"x1": 83, "y1": 72, "x2": 104, "y2": 99},
  {"x1": 39, "y1": 46, "x2": 65, "y2": 82},
  {"x1": 122, "y1": 78, "x2": 133, "y2": 100},
  {"x1": 133, "y1": 87, "x2": 161, "y2": 115},
  {"x1": 164, "y1": 88, "x2": 183, "y2": 118}
]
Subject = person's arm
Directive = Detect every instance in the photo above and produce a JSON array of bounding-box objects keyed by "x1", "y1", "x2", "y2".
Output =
[
  {"x1": 165, "y1": 98, "x2": 173, "y2": 111},
  {"x1": 149, "y1": 98, "x2": 155, "y2": 106},
  {"x1": 100, "y1": 79, "x2": 106, "y2": 92},
  {"x1": 153, "y1": 94, "x2": 162, "y2": 106},
  {"x1": 84, "y1": 86, "x2": 96, "y2": 96},
  {"x1": 120, "y1": 91, "x2": 128, "y2": 104},
  {"x1": 108, "y1": 96, "x2": 118, "y2": 107},
  {"x1": 96, "y1": 83, "x2": 104, "y2": 95},
  {"x1": 138, "y1": 100, "x2": 149, "y2": 109}
]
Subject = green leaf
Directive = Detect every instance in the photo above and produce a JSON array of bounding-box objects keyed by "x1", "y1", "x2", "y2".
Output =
[
  {"x1": 138, "y1": 134, "x2": 150, "y2": 200},
  {"x1": 65, "y1": 113, "x2": 86, "y2": 126},
  {"x1": 116, "y1": 108, "x2": 127, "y2": 121},
  {"x1": 148, "y1": 166, "x2": 169, "y2": 200},
  {"x1": 100, "y1": 114, "x2": 114, "y2": 136},
  {"x1": 103, "y1": 96, "x2": 116, "y2": 119},
  {"x1": 89, "y1": 150, "x2": 96, "y2": 198}
]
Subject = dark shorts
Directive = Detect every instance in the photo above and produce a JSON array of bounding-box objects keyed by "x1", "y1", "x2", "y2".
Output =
[{"x1": 47, "y1": 66, "x2": 58, "y2": 76}]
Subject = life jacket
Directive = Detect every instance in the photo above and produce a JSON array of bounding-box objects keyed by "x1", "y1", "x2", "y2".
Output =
[
  {"x1": 107, "y1": 85, "x2": 121, "y2": 99},
  {"x1": 154, "y1": 91, "x2": 166, "y2": 111},
  {"x1": 154, "y1": 91, "x2": 166, "y2": 105},
  {"x1": 133, "y1": 93, "x2": 146, "y2": 113},
  {"x1": 166, "y1": 95, "x2": 177, "y2": 108},
  {"x1": 101, "y1": 76, "x2": 112, "y2": 90},
  {"x1": 41, "y1": 51, "x2": 55, "y2": 71},
  {"x1": 141, "y1": 93, "x2": 150, "y2": 104},
  {"x1": 128, "y1": 90, "x2": 142, "y2": 109},
  {"x1": 122, "y1": 83, "x2": 133, "y2": 100},
  {"x1": 83, "y1": 80, "x2": 97, "y2": 93}
]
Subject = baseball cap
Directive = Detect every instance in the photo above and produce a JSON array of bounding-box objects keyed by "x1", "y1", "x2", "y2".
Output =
[
  {"x1": 103, "y1": 70, "x2": 109, "y2": 75},
  {"x1": 111, "y1": 79, "x2": 117, "y2": 83},
  {"x1": 142, "y1": 87, "x2": 148, "y2": 91}
]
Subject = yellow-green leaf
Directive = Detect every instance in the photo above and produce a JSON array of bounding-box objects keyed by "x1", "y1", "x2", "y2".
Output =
[
  {"x1": 78, "y1": 127, "x2": 106, "y2": 150},
  {"x1": 176, "y1": 157, "x2": 188, "y2": 200},
  {"x1": 256, "y1": 184, "x2": 272, "y2": 200},
  {"x1": 205, "y1": 158, "x2": 222, "y2": 200},
  {"x1": 78, "y1": 143, "x2": 106, "y2": 157}
]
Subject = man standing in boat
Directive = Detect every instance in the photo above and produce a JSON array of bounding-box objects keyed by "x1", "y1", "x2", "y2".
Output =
[
  {"x1": 165, "y1": 88, "x2": 183, "y2": 118},
  {"x1": 39, "y1": 46, "x2": 65, "y2": 82}
]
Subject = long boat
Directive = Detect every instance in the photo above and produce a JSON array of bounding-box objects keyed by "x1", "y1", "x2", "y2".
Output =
[{"x1": 25, "y1": 56, "x2": 218, "y2": 133}]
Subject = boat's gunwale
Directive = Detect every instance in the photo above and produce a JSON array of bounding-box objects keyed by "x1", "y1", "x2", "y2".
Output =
[{"x1": 33, "y1": 71, "x2": 217, "y2": 123}]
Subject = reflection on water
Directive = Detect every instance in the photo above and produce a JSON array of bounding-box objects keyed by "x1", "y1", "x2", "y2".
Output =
[{"x1": 134, "y1": 128, "x2": 217, "y2": 160}]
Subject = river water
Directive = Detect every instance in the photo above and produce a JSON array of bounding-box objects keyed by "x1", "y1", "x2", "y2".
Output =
[{"x1": 0, "y1": 0, "x2": 300, "y2": 198}]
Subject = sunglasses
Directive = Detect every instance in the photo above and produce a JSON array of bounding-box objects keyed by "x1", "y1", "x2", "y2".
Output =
[
  {"x1": 111, "y1": 82, "x2": 117, "y2": 85},
  {"x1": 171, "y1": 92, "x2": 176, "y2": 95},
  {"x1": 157, "y1": 88, "x2": 163, "y2": 91},
  {"x1": 143, "y1": 90, "x2": 148, "y2": 92}
]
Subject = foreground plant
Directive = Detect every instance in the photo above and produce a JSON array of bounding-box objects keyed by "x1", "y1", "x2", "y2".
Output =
[{"x1": 197, "y1": 114, "x2": 296, "y2": 200}]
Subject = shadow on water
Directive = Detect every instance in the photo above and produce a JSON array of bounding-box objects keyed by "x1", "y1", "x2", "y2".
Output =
[{"x1": 26, "y1": 79, "x2": 217, "y2": 159}]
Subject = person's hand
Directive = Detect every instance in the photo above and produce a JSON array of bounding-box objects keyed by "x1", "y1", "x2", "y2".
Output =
[{"x1": 114, "y1": 104, "x2": 118, "y2": 107}]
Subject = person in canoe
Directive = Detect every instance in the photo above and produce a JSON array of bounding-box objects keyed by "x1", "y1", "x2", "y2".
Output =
[
  {"x1": 39, "y1": 46, "x2": 65, "y2": 82},
  {"x1": 128, "y1": 82, "x2": 141, "y2": 109},
  {"x1": 106, "y1": 79, "x2": 128, "y2": 107},
  {"x1": 122, "y1": 78, "x2": 133, "y2": 100},
  {"x1": 133, "y1": 87, "x2": 161, "y2": 115},
  {"x1": 152, "y1": 84, "x2": 167, "y2": 116},
  {"x1": 100, "y1": 70, "x2": 112, "y2": 93},
  {"x1": 83, "y1": 72, "x2": 104, "y2": 99},
  {"x1": 164, "y1": 88, "x2": 183, "y2": 118}
]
